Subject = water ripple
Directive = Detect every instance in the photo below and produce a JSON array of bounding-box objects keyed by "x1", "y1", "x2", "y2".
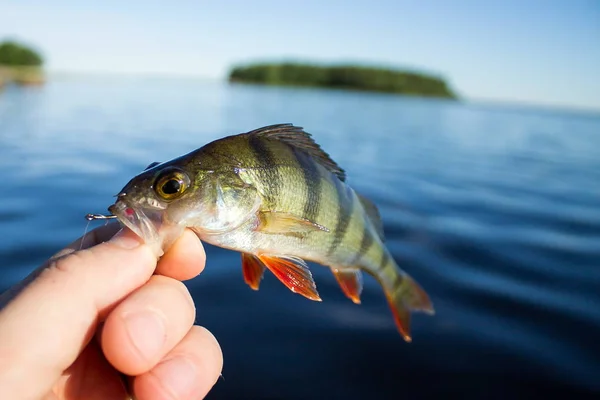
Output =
[{"x1": 1, "y1": 80, "x2": 599, "y2": 398}]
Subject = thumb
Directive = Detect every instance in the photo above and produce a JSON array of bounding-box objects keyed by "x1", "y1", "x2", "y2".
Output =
[{"x1": 0, "y1": 226, "x2": 158, "y2": 400}]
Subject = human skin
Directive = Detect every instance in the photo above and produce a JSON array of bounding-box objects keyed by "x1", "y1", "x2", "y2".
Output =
[{"x1": 0, "y1": 223, "x2": 223, "y2": 400}]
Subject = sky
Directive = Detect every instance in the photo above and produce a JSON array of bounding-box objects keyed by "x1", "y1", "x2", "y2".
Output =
[{"x1": 1, "y1": 0, "x2": 599, "y2": 111}]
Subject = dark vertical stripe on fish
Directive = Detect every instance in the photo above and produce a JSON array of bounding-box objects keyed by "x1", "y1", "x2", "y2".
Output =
[
  {"x1": 293, "y1": 148, "x2": 321, "y2": 223},
  {"x1": 328, "y1": 177, "x2": 354, "y2": 256},
  {"x1": 392, "y1": 272, "x2": 405, "y2": 296},
  {"x1": 248, "y1": 136, "x2": 280, "y2": 199},
  {"x1": 378, "y1": 251, "x2": 391, "y2": 272},
  {"x1": 351, "y1": 226, "x2": 375, "y2": 265}
]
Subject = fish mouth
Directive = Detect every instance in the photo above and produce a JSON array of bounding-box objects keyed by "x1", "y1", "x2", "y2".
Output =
[{"x1": 108, "y1": 200, "x2": 163, "y2": 245}]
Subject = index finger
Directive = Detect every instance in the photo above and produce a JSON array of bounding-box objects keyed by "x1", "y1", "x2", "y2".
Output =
[
  {"x1": 0, "y1": 228, "x2": 157, "y2": 400},
  {"x1": 0, "y1": 223, "x2": 123, "y2": 307},
  {"x1": 59, "y1": 222, "x2": 123, "y2": 255},
  {"x1": 64, "y1": 224, "x2": 206, "y2": 281}
]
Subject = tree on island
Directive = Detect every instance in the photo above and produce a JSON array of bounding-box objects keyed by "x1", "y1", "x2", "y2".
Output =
[
  {"x1": 228, "y1": 62, "x2": 458, "y2": 99},
  {"x1": 0, "y1": 40, "x2": 45, "y2": 86},
  {"x1": 0, "y1": 40, "x2": 43, "y2": 67}
]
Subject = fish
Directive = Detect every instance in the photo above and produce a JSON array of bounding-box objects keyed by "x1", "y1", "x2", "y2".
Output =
[{"x1": 107, "y1": 124, "x2": 434, "y2": 341}]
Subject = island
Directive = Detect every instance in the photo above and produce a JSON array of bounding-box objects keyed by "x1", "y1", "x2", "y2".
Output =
[
  {"x1": 228, "y1": 62, "x2": 457, "y2": 99},
  {"x1": 0, "y1": 40, "x2": 45, "y2": 88}
]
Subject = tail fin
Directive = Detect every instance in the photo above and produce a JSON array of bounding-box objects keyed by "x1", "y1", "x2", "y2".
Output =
[{"x1": 380, "y1": 269, "x2": 434, "y2": 342}]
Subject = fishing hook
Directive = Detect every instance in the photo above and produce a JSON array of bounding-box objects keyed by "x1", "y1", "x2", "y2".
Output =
[{"x1": 85, "y1": 213, "x2": 118, "y2": 221}]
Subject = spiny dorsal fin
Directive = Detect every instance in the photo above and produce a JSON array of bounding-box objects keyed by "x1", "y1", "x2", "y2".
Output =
[
  {"x1": 247, "y1": 123, "x2": 346, "y2": 182},
  {"x1": 357, "y1": 192, "x2": 385, "y2": 241}
]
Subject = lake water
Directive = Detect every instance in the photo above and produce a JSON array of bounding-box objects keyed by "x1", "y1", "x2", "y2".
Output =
[{"x1": 0, "y1": 78, "x2": 599, "y2": 399}]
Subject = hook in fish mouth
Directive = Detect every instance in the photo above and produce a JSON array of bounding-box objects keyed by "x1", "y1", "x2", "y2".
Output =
[{"x1": 85, "y1": 213, "x2": 118, "y2": 221}]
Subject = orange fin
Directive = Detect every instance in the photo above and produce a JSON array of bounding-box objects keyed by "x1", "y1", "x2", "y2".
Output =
[
  {"x1": 331, "y1": 268, "x2": 363, "y2": 304},
  {"x1": 384, "y1": 292, "x2": 413, "y2": 342},
  {"x1": 257, "y1": 254, "x2": 321, "y2": 301},
  {"x1": 241, "y1": 253, "x2": 266, "y2": 290},
  {"x1": 382, "y1": 273, "x2": 434, "y2": 342},
  {"x1": 258, "y1": 211, "x2": 329, "y2": 236}
]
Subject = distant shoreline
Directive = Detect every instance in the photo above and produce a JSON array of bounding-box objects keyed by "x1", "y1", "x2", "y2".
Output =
[
  {"x1": 228, "y1": 62, "x2": 458, "y2": 100},
  {"x1": 0, "y1": 66, "x2": 45, "y2": 87},
  {"x1": 3, "y1": 69, "x2": 598, "y2": 117},
  {"x1": 0, "y1": 40, "x2": 45, "y2": 87}
]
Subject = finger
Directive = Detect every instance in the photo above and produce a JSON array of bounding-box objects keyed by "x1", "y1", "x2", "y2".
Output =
[
  {"x1": 0, "y1": 223, "x2": 123, "y2": 307},
  {"x1": 132, "y1": 326, "x2": 223, "y2": 400},
  {"x1": 101, "y1": 275, "x2": 196, "y2": 376},
  {"x1": 51, "y1": 341, "x2": 129, "y2": 400},
  {"x1": 155, "y1": 229, "x2": 206, "y2": 281},
  {"x1": 62, "y1": 221, "x2": 123, "y2": 254},
  {"x1": 0, "y1": 228, "x2": 157, "y2": 400}
]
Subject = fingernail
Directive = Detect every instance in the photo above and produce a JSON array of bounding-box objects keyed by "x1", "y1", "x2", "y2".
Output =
[
  {"x1": 154, "y1": 356, "x2": 197, "y2": 398},
  {"x1": 124, "y1": 309, "x2": 166, "y2": 360},
  {"x1": 109, "y1": 228, "x2": 143, "y2": 249}
]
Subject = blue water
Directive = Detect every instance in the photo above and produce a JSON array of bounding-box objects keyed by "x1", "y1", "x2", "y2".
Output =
[{"x1": 1, "y1": 78, "x2": 599, "y2": 399}]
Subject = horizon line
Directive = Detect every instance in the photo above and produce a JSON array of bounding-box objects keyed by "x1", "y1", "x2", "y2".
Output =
[{"x1": 39, "y1": 69, "x2": 600, "y2": 118}]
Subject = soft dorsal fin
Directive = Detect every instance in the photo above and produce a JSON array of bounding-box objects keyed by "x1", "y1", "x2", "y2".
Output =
[
  {"x1": 247, "y1": 123, "x2": 346, "y2": 182},
  {"x1": 357, "y1": 192, "x2": 385, "y2": 241}
]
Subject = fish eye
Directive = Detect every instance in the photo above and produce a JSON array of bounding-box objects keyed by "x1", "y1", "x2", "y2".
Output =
[{"x1": 154, "y1": 168, "x2": 190, "y2": 200}]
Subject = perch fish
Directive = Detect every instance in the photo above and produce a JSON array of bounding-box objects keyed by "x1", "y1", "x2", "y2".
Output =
[{"x1": 106, "y1": 124, "x2": 434, "y2": 341}]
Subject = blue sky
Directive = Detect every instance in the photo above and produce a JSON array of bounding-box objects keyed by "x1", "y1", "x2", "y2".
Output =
[{"x1": 1, "y1": 0, "x2": 599, "y2": 110}]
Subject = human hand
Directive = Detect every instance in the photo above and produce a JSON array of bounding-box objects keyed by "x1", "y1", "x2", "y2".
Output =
[{"x1": 0, "y1": 223, "x2": 223, "y2": 400}]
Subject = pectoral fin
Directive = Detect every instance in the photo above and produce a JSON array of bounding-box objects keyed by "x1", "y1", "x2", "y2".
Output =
[
  {"x1": 331, "y1": 268, "x2": 363, "y2": 304},
  {"x1": 241, "y1": 253, "x2": 266, "y2": 290},
  {"x1": 257, "y1": 211, "x2": 329, "y2": 236},
  {"x1": 257, "y1": 254, "x2": 321, "y2": 301}
]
